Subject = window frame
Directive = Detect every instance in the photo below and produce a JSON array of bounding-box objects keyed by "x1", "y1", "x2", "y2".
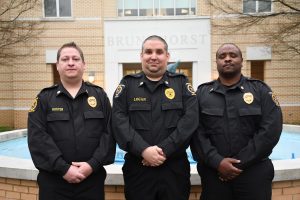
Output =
[
  {"x1": 117, "y1": 0, "x2": 196, "y2": 17},
  {"x1": 243, "y1": 0, "x2": 272, "y2": 14},
  {"x1": 43, "y1": 0, "x2": 73, "y2": 18}
]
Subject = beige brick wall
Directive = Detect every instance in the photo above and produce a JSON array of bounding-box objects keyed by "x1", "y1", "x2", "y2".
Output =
[
  {"x1": 1, "y1": 177, "x2": 300, "y2": 200},
  {"x1": 282, "y1": 107, "x2": 300, "y2": 125},
  {"x1": 0, "y1": 178, "x2": 38, "y2": 200},
  {"x1": 0, "y1": 111, "x2": 14, "y2": 128},
  {"x1": 14, "y1": 111, "x2": 28, "y2": 129},
  {"x1": 0, "y1": 65, "x2": 13, "y2": 128}
]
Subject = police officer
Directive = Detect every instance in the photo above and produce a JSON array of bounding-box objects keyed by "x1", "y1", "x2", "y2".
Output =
[
  {"x1": 112, "y1": 35, "x2": 198, "y2": 200},
  {"x1": 191, "y1": 43, "x2": 282, "y2": 200},
  {"x1": 28, "y1": 42, "x2": 115, "y2": 200}
]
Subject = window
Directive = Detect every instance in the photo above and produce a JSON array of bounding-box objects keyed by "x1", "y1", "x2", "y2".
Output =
[
  {"x1": 160, "y1": 0, "x2": 174, "y2": 16},
  {"x1": 250, "y1": 61, "x2": 264, "y2": 81},
  {"x1": 123, "y1": 62, "x2": 193, "y2": 84},
  {"x1": 176, "y1": 0, "x2": 195, "y2": 15},
  {"x1": 118, "y1": 0, "x2": 196, "y2": 17},
  {"x1": 243, "y1": 0, "x2": 271, "y2": 13},
  {"x1": 44, "y1": 0, "x2": 72, "y2": 17},
  {"x1": 124, "y1": 0, "x2": 138, "y2": 16},
  {"x1": 47, "y1": 64, "x2": 61, "y2": 84},
  {"x1": 123, "y1": 63, "x2": 142, "y2": 76},
  {"x1": 140, "y1": 1, "x2": 153, "y2": 16},
  {"x1": 175, "y1": 62, "x2": 193, "y2": 84}
]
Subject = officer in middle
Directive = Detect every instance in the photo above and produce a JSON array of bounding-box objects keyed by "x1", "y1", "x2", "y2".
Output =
[{"x1": 112, "y1": 35, "x2": 198, "y2": 200}]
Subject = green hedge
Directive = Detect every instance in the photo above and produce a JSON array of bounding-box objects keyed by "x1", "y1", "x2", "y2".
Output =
[{"x1": 0, "y1": 126, "x2": 13, "y2": 132}]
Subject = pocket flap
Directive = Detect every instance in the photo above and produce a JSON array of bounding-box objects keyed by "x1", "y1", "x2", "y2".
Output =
[
  {"x1": 239, "y1": 107, "x2": 261, "y2": 116},
  {"x1": 201, "y1": 108, "x2": 224, "y2": 116},
  {"x1": 84, "y1": 111, "x2": 104, "y2": 119},
  {"x1": 162, "y1": 102, "x2": 183, "y2": 110},
  {"x1": 129, "y1": 103, "x2": 151, "y2": 111},
  {"x1": 47, "y1": 112, "x2": 70, "y2": 121}
]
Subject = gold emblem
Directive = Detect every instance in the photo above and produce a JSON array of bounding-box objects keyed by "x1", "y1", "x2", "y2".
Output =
[
  {"x1": 114, "y1": 84, "x2": 125, "y2": 98},
  {"x1": 186, "y1": 83, "x2": 196, "y2": 95},
  {"x1": 243, "y1": 92, "x2": 254, "y2": 104},
  {"x1": 87, "y1": 96, "x2": 97, "y2": 108},
  {"x1": 29, "y1": 97, "x2": 38, "y2": 112},
  {"x1": 270, "y1": 92, "x2": 280, "y2": 107},
  {"x1": 165, "y1": 88, "x2": 175, "y2": 100}
]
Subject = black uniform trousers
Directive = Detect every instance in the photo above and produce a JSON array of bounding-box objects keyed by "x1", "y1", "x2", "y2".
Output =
[
  {"x1": 198, "y1": 159, "x2": 274, "y2": 200},
  {"x1": 37, "y1": 168, "x2": 106, "y2": 200},
  {"x1": 123, "y1": 153, "x2": 191, "y2": 200}
]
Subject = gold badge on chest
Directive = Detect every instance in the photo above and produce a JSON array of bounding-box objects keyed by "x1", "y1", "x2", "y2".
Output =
[
  {"x1": 165, "y1": 88, "x2": 175, "y2": 100},
  {"x1": 87, "y1": 96, "x2": 97, "y2": 108},
  {"x1": 243, "y1": 92, "x2": 254, "y2": 104}
]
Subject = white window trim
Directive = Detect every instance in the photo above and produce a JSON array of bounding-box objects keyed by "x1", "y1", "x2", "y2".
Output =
[
  {"x1": 242, "y1": 0, "x2": 273, "y2": 14},
  {"x1": 43, "y1": 0, "x2": 73, "y2": 18},
  {"x1": 117, "y1": 0, "x2": 196, "y2": 17}
]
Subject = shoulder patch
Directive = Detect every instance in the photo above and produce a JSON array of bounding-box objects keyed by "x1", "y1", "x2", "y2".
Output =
[
  {"x1": 269, "y1": 92, "x2": 280, "y2": 107},
  {"x1": 114, "y1": 84, "x2": 125, "y2": 98},
  {"x1": 29, "y1": 97, "x2": 38, "y2": 112},
  {"x1": 186, "y1": 83, "x2": 196, "y2": 95}
]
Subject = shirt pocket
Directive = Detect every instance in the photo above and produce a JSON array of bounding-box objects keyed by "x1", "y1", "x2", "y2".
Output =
[
  {"x1": 84, "y1": 110, "x2": 105, "y2": 138},
  {"x1": 238, "y1": 107, "x2": 261, "y2": 136},
  {"x1": 129, "y1": 103, "x2": 151, "y2": 130},
  {"x1": 47, "y1": 112, "x2": 70, "y2": 141},
  {"x1": 201, "y1": 108, "x2": 224, "y2": 135},
  {"x1": 162, "y1": 101, "x2": 183, "y2": 128}
]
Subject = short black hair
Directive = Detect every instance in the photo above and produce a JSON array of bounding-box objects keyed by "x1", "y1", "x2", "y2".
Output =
[
  {"x1": 57, "y1": 42, "x2": 85, "y2": 62},
  {"x1": 216, "y1": 43, "x2": 243, "y2": 59},
  {"x1": 141, "y1": 35, "x2": 168, "y2": 52}
]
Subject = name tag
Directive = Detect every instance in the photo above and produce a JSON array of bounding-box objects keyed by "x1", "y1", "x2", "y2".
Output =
[
  {"x1": 52, "y1": 108, "x2": 64, "y2": 112},
  {"x1": 133, "y1": 97, "x2": 147, "y2": 102}
]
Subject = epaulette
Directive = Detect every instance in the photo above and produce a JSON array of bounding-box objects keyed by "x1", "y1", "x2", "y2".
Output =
[
  {"x1": 245, "y1": 76, "x2": 270, "y2": 86},
  {"x1": 40, "y1": 84, "x2": 59, "y2": 93},
  {"x1": 244, "y1": 76, "x2": 274, "y2": 92},
  {"x1": 85, "y1": 81, "x2": 103, "y2": 89},
  {"x1": 123, "y1": 72, "x2": 143, "y2": 79},
  {"x1": 198, "y1": 80, "x2": 215, "y2": 89},
  {"x1": 167, "y1": 71, "x2": 185, "y2": 77},
  {"x1": 245, "y1": 76, "x2": 264, "y2": 83}
]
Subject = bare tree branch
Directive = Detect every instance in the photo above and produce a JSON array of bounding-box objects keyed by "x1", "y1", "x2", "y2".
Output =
[
  {"x1": 0, "y1": 0, "x2": 44, "y2": 66},
  {"x1": 207, "y1": 0, "x2": 300, "y2": 56}
]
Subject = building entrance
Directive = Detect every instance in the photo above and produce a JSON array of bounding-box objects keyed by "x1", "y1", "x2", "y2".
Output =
[{"x1": 123, "y1": 62, "x2": 193, "y2": 83}]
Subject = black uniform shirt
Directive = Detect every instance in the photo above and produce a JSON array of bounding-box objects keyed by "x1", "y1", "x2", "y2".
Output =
[
  {"x1": 112, "y1": 71, "x2": 198, "y2": 159},
  {"x1": 28, "y1": 82, "x2": 116, "y2": 176},
  {"x1": 191, "y1": 75, "x2": 282, "y2": 170}
]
